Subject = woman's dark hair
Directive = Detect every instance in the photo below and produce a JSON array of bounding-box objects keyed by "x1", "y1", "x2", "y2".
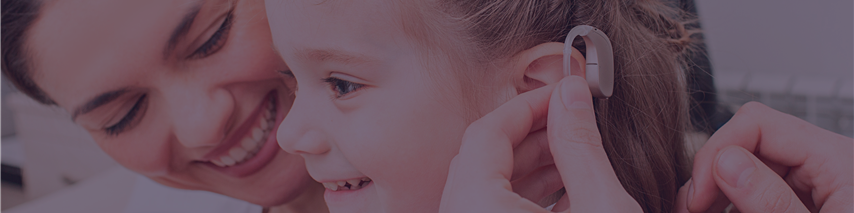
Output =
[{"x1": 2, "y1": 0, "x2": 54, "y2": 105}]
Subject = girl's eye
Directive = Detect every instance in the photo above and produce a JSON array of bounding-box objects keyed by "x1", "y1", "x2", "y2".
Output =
[
  {"x1": 323, "y1": 77, "x2": 365, "y2": 98},
  {"x1": 105, "y1": 94, "x2": 148, "y2": 136},
  {"x1": 187, "y1": 10, "x2": 234, "y2": 59}
]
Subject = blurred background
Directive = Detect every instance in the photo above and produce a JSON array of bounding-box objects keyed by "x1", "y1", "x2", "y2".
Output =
[{"x1": 1, "y1": 0, "x2": 852, "y2": 212}]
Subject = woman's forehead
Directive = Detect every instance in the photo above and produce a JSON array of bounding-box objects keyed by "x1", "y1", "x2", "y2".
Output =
[{"x1": 27, "y1": 0, "x2": 200, "y2": 108}]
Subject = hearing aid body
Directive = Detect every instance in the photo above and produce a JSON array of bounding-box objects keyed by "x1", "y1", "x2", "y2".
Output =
[{"x1": 564, "y1": 25, "x2": 614, "y2": 98}]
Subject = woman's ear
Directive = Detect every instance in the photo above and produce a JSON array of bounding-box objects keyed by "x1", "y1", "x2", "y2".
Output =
[{"x1": 511, "y1": 42, "x2": 586, "y2": 93}]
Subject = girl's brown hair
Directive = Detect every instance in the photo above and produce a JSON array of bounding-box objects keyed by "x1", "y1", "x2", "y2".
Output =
[{"x1": 407, "y1": 0, "x2": 694, "y2": 212}]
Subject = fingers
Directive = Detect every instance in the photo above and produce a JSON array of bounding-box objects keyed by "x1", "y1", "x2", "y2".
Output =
[
  {"x1": 674, "y1": 179, "x2": 730, "y2": 213},
  {"x1": 713, "y1": 146, "x2": 809, "y2": 213},
  {"x1": 511, "y1": 128, "x2": 554, "y2": 180},
  {"x1": 509, "y1": 128, "x2": 562, "y2": 203},
  {"x1": 441, "y1": 84, "x2": 556, "y2": 212},
  {"x1": 688, "y1": 102, "x2": 853, "y2": 212},
  {"x1": 452, "y1": 83, "x2": 555, "y2": 181},
  {"x1": 511, "y1": 165, "x2": 564, "y2": 205},
  {"x1": 547, "y1": 76, "x2": 642, "y2": 212}
]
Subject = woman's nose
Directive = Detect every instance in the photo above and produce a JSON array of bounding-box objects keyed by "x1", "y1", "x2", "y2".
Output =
[
  {"x1": 276, "y1": 94, "x2": 330, "y2": 156},
  {"x1": 169, "y1": 89, "x2": 234, "y2": 148}
]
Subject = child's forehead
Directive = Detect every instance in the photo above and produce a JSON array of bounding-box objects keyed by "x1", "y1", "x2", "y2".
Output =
[
  {"x1": 267, "y1": 0, "x2": 402, "y2": 19},
  {"x1": 266, "y1": 0, "x2": 437, "y2": 56}
]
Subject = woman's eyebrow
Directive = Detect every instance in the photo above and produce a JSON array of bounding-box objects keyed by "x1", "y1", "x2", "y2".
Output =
[
  {"x1": 163, "y1": 0, "x2": 205, "y2": 59},
  {"x1": 71, "y1": 88, "x2": 130, "y2": 121}
]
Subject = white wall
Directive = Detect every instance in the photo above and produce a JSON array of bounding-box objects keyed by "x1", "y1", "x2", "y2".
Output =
[
  {"x1": 3, "y1": 76, "x2": 18, "y2": 137},
  {"x1": 696, "y1": 0, "x2": 853, "y2": 79}
]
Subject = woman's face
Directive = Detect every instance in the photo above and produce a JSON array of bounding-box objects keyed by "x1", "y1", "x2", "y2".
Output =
[
  {"x1": 267, "y1": 0, "x2": 496, "y2": 212},
  {"x1": 28, "y1": 0, "x2": 313, "y2": 206}
]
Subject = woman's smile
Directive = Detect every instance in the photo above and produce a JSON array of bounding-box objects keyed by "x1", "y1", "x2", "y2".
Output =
[
  {"x1": 200, "y1": 91, "x2": 283, "y2": 177},
  {"x1": 17, "y1": 0, "x2": 325, "y2": 208}
]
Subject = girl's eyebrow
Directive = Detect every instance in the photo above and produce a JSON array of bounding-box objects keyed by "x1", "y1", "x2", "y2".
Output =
[
  {"x1": 163, "y1": 0, "x2": 205, "y2": 59},
  {"x1": 296, "y1": 48, "x2": 376, "y2": 65}
]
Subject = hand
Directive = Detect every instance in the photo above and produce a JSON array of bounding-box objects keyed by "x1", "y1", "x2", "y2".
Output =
[
  {"x1": 439, "y1": 76, "x2": 642, "y2": 213},
  {"x1": 676, "y1": 102, "x2": 853, "y2": 213}
]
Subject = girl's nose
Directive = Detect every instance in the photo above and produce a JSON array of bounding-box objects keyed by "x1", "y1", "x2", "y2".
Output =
[
  {"x1": 276, "y1": 94, "x2": 331, "y2": 156},
  {"x1": 169, "y1": 88, "x2": 234, "y2": 148}
]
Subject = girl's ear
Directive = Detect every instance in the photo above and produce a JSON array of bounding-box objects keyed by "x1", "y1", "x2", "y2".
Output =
[{"x1": 511, "y1": 42, "x2": 586, "y2": 93}]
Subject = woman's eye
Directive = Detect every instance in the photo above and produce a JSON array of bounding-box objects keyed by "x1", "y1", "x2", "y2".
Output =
[
  {"x1": 104, "y1": 94, "x2": 148, "y2": 136},
  {"x1": 323, "y1": 77, "x2": 365, "y2": 98},
  {"x1": 187, "y1": 10, "x2": 234, "y2": 59}
]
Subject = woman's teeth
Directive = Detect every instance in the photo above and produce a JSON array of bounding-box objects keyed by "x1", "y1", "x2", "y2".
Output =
[
  {"x1": 210, "y1": 97, "x2": 276, "y2": 167},
  {"x1": 323, "y1": 177, "x2": 372, "y2": 191}
]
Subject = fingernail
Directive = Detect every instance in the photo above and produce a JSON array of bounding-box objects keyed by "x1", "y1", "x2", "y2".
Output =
[
  {"x1": 716, "y1": 147, "x2": 756, "y2": 188},
  {"x1": 561, "y1": 77, "x2": 592, "y2": 109}
]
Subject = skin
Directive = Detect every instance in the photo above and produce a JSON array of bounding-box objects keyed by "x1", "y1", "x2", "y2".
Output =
[
  {"x1": 27, "y1": 0, "x2": 325, "y2": 212},
  {"x1": 263, "y1": 0, "x2": 852, "y2": 212},
  {"x1": 267, "y1": 1, "x2": 473, "y2": 212},
  {"x1": 265, "y1": 0, "x2": 590, "y2": 212},
  {"x1": 440, "y1": 76, "x2": 643, "y2": 213},
  {"x1": 675, "y1": 102, "x2": 853, "y2": 213}
]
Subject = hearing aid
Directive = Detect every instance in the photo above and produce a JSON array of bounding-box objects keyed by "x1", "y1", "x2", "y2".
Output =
[{"x1": 564, "y1": 25, "x2": 614, "y2": 99}]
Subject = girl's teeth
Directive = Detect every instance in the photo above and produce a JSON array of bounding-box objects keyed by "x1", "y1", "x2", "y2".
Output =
[
  {"x1": 229, "y1": 147, "x2": 248, "y2": 161},
  {"x1": 323, "y1": 178, "x2": 372, "y2": 191},
  {"x1": 323, "y1": 182, "x2": 339, "y2": 191},
  {"x1": 346, "y1": 179, "x2": 360, "y2": 187},
  {"x1": 211, "y1": 160, "x2": 226, "y2": 167},
  {"x1": 221, "y1": 156, "x2": 236, "y2": 166}
]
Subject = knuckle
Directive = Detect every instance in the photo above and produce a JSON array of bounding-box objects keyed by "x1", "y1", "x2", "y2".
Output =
[
  {"x1": 463, "y1": 120, "x2": 492, "y2": 136},
  {"x1": 728, "y1": 102, "x2": 768, "y2": 127},
  {"x1": 757, "y1": 186, "x2": 797, "y2": 213},
  {"x1": 736, "y1": 102, "x2": 771, "y2": 118},
  {"x1": 557, "y1": 126, "x2": 603, "y2": 148},
  {"x1": 740, "y1": 101, "x2": 769, "y2": 112}
]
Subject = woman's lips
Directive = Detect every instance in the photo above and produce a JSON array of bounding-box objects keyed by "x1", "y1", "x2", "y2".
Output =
[
  {"x1": 209, "y1": 98, "x2": 275, "y2": 166},
  {"x1": 322, "y1": 178, "x2": 376, "y2": 211},
  {"x1": 199, "y1": 91, "x2": 283, "y2": 177}
]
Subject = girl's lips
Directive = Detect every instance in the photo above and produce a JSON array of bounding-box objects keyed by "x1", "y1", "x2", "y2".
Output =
[
  {"x1": 199, "y1": 91, "x2": 284, "y2": 177},
  {"x1": 323, "y1": 179, "x2": 375, "y2": 208},
  {"x1": 321, "y1": 177, "x2": 372, "y2": 191}
]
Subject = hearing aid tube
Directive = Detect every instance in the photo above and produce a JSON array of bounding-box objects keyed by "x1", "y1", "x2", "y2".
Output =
[{"x1": 564, "y1": 25, "x2": 614, "y2": 98}]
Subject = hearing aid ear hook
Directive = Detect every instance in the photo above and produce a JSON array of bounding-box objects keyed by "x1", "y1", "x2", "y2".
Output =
[{"x1": 564, "y1": 25, "x2": 614, "y2": 99}]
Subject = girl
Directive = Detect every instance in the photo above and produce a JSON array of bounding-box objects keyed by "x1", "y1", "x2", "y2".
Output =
[
  {"x1": 2, "y1": 0, "x2": 325, "y2": 212},
  {"x1": 268, "y1": 0, "x2": 691, "y2": 212}
]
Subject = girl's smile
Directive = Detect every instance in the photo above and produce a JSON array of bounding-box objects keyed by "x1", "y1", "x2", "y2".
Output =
[{"x1": 268, "y1": 0, "x2": 477, "y2": 212}]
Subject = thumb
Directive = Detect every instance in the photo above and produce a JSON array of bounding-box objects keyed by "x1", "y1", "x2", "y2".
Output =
[
  {"x1": 548, "y1": 76, "x2": 641, "y2": 212},
  {"x1": 713, "y1": 146, "x2": 809, "y2": 213}
]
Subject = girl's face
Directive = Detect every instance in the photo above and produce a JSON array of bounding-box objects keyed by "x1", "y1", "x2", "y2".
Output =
[
  {"x1": 29, "y1": 0, "x2": 314, "y2": 206},
  {"x1": 267, "y1": 0, "x2": 499, "y2": 212}
]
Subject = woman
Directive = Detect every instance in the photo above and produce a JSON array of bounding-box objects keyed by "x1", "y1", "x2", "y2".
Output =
[{"x1": 2, "y1": 0, "x2": 326, "y2": 212}]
